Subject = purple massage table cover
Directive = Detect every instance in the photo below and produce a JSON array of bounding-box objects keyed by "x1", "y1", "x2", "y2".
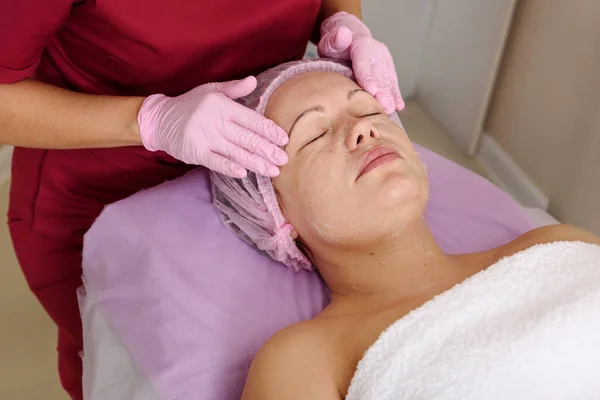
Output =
[{"x1": 82, "y1": 144, "x2": 533, "y2": 400}]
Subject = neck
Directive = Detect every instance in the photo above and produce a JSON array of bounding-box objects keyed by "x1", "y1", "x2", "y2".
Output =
[{"x1": 313, "y1": 218, "x2": 471, "y2": 312}]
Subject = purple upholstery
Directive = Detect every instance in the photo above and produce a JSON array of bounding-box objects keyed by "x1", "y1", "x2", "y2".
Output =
[{"x1": 82, "y1": 144, "x2": 533, "y2": 400}]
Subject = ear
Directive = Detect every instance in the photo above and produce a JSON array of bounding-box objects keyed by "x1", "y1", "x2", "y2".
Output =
[
  {"x1": 294, "y1": 234, "x2": 317, "y2": 270},
  {"x1": 290, "y1": 229, "x2": 299, "y2": 240}
]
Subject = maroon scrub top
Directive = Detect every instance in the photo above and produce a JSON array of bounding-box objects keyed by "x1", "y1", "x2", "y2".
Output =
[
  {"x1": 0, "y1": 0, "x2": 321, "y2": 94},
  {"x1": 1, "y1": 1, "x2": 321, "y2": 398}
]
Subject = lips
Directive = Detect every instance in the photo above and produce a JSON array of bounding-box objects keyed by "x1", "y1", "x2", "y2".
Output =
[{"x1": 357, "y1": 146, "x2": 400, "y2": 179}]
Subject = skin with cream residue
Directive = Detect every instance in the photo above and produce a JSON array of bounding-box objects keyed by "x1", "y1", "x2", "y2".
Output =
[{"x1": 265, "y1": 71, "x2": 428, "y2": 251}]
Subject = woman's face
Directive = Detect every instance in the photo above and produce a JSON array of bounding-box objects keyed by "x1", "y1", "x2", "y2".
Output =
[{"x1": 265, "y1": 71, "x2": 428, "y2": 253}]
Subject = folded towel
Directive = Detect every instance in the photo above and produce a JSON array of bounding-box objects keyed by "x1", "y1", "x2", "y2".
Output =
[{"x1": 346, "y1": 241, "x2": 600, "y2": 400}]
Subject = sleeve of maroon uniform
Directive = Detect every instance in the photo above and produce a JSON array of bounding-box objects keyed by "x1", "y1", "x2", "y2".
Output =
[{"x1": 0, "y1": 0, "x2": 74, "y2": 83}]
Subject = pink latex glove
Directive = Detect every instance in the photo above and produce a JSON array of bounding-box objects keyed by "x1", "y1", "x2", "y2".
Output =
[
  {"x1": 317, "y1": 12, "x2": 405, "y2": 114},
  {"x1": 138, "y1": 76, "x2": 289, "y2": 178}
]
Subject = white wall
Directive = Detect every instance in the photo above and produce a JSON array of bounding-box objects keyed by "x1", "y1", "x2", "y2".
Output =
[
  {"x1": 415, "y1": 0, "x2": 518, "y2": 154},
  {"x1": 485, "y1": 0, "x2": 600, "y2": 234},
  {"x1": 0, "y1": 145, "x2": 13, "y2": 187},
  {"x1": 364, "y1": 0, "x2": 517, "y2": 155},
  {"x1": 363, "y1": 0, "x2": 436, "y2": 99}
]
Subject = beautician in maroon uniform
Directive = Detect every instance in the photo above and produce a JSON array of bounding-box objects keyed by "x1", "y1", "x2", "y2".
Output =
[{"x1": 0, "y1": 0, "x2": 403, "y2": 397}]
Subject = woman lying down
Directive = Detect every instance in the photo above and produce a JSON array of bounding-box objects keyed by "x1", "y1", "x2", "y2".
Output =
[{"x1": 211, "y1": 59, "x2": 600, "y2": 400}]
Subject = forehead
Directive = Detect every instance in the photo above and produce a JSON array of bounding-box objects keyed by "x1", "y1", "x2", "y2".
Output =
[
  {"x1": 275, "y1": 71, "x2": 357, "y2": 100},
  {"x1": 265, "y1": 71, "x2": 360, "y2": 123}
]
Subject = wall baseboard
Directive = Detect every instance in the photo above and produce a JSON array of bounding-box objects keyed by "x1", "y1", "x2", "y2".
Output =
[
  {"x1": 477, "y1": 134, "x2": 550, "y2": 210},
  {"x1": 0, "y1": 145, "x2": 14, "y2": 187}
]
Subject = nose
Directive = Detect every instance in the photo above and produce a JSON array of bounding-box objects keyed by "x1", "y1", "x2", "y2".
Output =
[{"x1": 344, "y1": 118, "x2": 380, "y2": 151}]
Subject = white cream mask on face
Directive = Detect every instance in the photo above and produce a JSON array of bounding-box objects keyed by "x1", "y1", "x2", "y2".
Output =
[{"x1": 211, "y1": 59, "x2": 413, "y2": 270}]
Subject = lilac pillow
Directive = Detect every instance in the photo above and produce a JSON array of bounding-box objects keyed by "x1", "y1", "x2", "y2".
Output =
[{"x1": 82, "y1": 144, "x2": 532, "y2": 400}]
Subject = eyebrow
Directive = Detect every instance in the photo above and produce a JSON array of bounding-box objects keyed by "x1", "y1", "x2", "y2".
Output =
[
  {"x1": 288, "y1": 89, "x2": 369, "y2": 135},
  {"x1": 289, "y1": 105, "x2": 325, "y2": 135},
  {"x1": 347, "y1": 88, "x2": 368, "y2": 100}
]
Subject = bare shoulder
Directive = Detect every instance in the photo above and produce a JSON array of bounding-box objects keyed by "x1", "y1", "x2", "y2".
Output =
[
  {"x1": 496, "y1": 224, "x2": 600, "y2": 259},
  {"x1": 241, "y1": 320, "x2": 341, "y2": 400},
  {"x1": 517, "y1": 224, "x2": 600, "y2": 247},
  {"x1": 251, "y1": 320, "x2": 330, "y2": 367}
]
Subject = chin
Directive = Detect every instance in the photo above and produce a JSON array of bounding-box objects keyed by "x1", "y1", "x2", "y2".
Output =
[
  {"x1": 376, "y1": 182, "x2": 428, "y2": 226},
  {"x1": 328, "y1": 184, "x2": 426, "y2": 244},
  {"x1": 378, "y1": 172, "x2": 426, "y2": 205}
]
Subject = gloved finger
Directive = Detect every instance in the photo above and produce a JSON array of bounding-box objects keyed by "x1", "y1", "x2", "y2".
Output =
[
  {"x1": 210, "y1": 76, "x2": 258, "y2": 100},
  {"x1": 225, "y1": 124, "x2": 288, "y2": 166},
  {"x1": 317, "y1": 26, "x2": 353, "y2": 59},
  {"x1": 352, "y1": 56, "x2": 378, "y2": 95},
  {"x1": 375, "y1": 92, "x2": 396, "y2": 115},
  {"x1": 233, "y1": 104, "x2": 289, "y2": 146},
  {"x1": 369, "y1": 62, "x2": 396, "y2": 114},
  {"x1": 203, "y1": 153, "x2": 248, "y2": 178},
  {"x1": 381, "y1": 57, "x2": 405, "y2": 111},
  {"x1": 393, "y1": 86, "x2": 405, "y2": 111},
  {"x1": 219, "y1": 142, "x2": 280, "y2": 177}
]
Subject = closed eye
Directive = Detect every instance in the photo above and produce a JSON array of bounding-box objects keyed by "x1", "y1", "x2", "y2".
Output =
[
  {"x1": 304, "y1": 130, "x2": 328, "y2": 148},
  {"x1": 302, "y1": 113, "x2": 382, "y2": 148}
]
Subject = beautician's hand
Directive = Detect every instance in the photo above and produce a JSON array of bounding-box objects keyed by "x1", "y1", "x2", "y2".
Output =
[
  {"x1": 317, "y1": 12, "x2": 405, "y2": 114},
  {"x1": 138, "y1": 77, "x2": 289, "y2": 178}
]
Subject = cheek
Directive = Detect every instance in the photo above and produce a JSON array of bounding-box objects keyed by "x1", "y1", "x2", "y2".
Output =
[{"x1": 277, "y1": 156, "x2": 354, "y2": 243}]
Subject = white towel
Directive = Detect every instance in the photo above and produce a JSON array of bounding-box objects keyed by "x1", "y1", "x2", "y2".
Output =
[{"x1": 346, "y1": 241, "x2": 600, "y2": 400}]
